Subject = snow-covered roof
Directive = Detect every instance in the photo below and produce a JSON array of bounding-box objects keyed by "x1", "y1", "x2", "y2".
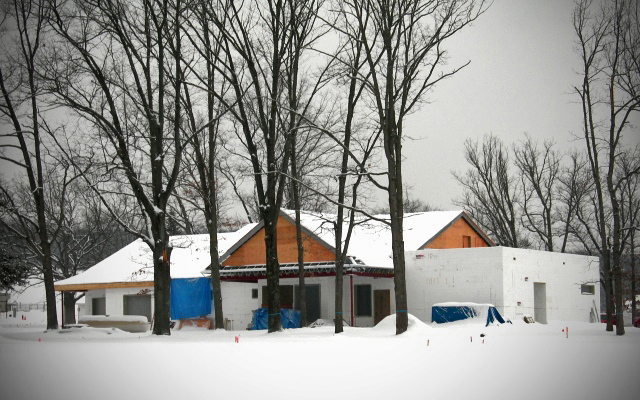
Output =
[
  {"x1": 55, "y1": 223, "x2": 257, "y2": 287},
  {"x1": 277, "y1": 209, "x2": 469, "y2": 269}
]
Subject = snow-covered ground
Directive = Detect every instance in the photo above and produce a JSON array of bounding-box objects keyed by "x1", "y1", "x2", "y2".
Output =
[{"x1": 1, "y1": 311, "x2": 638, "y2": 400}]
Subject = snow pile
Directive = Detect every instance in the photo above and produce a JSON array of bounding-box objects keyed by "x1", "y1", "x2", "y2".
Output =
[
  {"x1": 78, "y1": 315, "x2": 149, "y2": 323},
  {"x1": 373, "y1": 313, "x2": 432, "y2": 335}
]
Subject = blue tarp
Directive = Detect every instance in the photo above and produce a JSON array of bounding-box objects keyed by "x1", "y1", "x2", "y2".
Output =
[
  {"x1": 432, "y1": 304, "x2": 507, "y2": 327},
  {"x1": 250, "y1": 308, "x2": 300, "y2": 330},
  {"x1": 170, "y1": 278, "x2": 211, "y2": 320},
  {"x1": 432, "y1": 305, "x2": 477, "y2": 324}
]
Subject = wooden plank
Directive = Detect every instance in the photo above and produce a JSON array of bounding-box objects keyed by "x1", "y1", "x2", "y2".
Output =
[{"x1": 54, "y1": 281, "x2": 154, "y2": 292}]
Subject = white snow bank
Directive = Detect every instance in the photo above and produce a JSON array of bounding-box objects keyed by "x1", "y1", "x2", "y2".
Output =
[
  {"x1": 78, "y1": 315, "x2": 149, "y2": 323},
  {"x1": 373, "y1": 313, "x2": 432, "y2": 335}
]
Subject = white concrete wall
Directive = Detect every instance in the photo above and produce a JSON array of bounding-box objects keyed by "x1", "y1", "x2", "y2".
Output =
[
  {"x1": 406, "y1": 248, "x2": 505, "y2": 323},
  {"x1": 501, "y1": 247, "x2": 600, "y2": 323},
  {"x1": 82, "y1": 289, "x2": 105, "y2": 316},
  {"x1": 406, "y1": 247, "x2": 600, "y2": 324},
  {"x1": 219, "y1": 281, "x2": 260, "y2": 330}
]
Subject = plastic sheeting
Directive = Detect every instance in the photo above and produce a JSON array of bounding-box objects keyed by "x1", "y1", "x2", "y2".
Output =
[
  {"x1": 432, "y1": 303, "x2": 507, "y2": 327},
  {"x1": 250, "y1": 308, "x2": 300, "y2": 330},
  {"x1": 170, "y1": 278, "x2": 211, "y2": 320}
]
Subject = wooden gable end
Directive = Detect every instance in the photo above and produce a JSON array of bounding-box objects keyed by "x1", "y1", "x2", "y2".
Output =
[
  {"x1": 222, "y1": 215, "x2": 335, "y2": 266},
  {"x1": 422, "y1": 217, "x2": 491, "y2": 249}
]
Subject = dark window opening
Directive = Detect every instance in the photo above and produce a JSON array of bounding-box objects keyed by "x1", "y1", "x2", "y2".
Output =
[
  {"x1": 581, "y1": 284, "x2": 595, "y2": 295},
  {"x1": 355, "y1": 284, "x2": 372, "y2": 317},
  {"x1": 251, "y1": 288, "x2": 258, "y2": 299}
]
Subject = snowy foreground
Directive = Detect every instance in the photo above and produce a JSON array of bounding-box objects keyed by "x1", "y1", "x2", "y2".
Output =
[{"x1": 1, "y1": 311, "x2": 639, "y2": 400}]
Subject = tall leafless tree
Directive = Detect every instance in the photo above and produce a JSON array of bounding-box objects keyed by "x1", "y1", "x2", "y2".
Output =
[
  {"x1": 513, "y1": 134, "x2": 562, "y2": 252},
  {"x1": 0, "y1": 0, "x2": 63, "y2": 330},
  {"x1": 205, "y1": 0, "x2": 316, "y2": 332},
  {"x1": 573, "y1": 0, "x2": 640, "y2": 335},
  {"x1": 454, "y1": 135, "x2": 527, "y2": 248},
  {"x1": 44, "y1": 0, "x2": 188, "y2": 335},
  {"x1": 342, "y1": 0, "x2": 488, "y2": 334}
]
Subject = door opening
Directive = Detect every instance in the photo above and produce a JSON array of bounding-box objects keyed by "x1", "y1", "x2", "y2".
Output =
[
  {"x1": 373, "y1": 289, "x2": 391, "y2": 325},
  {"x1": 533, "y1": 282, "x2": 547, "y2": 324}
]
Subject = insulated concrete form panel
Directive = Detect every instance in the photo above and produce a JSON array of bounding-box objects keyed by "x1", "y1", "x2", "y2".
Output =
[
  {"x1": 219, "y1": 282, "x2": 260, "y2": 330},
  {"x1": 406, "y1": 247, "x2": 600, "y2": 324},
  {"x1": 501, "y1": 248, "x2": 600, "y2": 323},
  {"x1": 406, "y1": 247, "x2": 505, "y2": 323}
]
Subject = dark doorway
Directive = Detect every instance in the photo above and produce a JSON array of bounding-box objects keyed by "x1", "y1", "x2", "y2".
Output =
[
  {"x1": 373, "y1": 289, "x2": 391, "y2": 325},
  {"x1": 534, "y1": 282, "x2": 547, "y2": 324},
  {"x1": 123, "y1": 295, "x2": 152, "y2": 322},
  {"x1": 295, "y1": 284, "x2": 321, "y2": 324},
  {"x1": 92, "y1": 297, "x2": 106, "y2": 315}
]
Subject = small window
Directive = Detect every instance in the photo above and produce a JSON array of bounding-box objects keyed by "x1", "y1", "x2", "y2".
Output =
[
  {"x1": 462, "y1": 235, "x2": 471, "y2": 248},
  {"x1": 581, "y1": 284, "x2": 595, "y2": 295},
  {"x1": 354, "y1": 285, "x2": 372, "y2": 317},
  {"x1": 251, "y1": 288, "x2": 258, "y2": 299}
]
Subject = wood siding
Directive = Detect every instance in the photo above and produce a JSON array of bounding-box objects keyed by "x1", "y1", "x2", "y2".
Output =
[
  {"x1": 422, "y1": 217, "x2": 489, "y2": 249},
  {"x1": 222, "y1": 216, "x2": 335, "y2": 266}
]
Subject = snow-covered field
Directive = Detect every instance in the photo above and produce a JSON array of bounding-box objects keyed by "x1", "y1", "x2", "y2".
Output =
[{"x1": 1, "y1": 311, "x2": 638, "y2": 400}]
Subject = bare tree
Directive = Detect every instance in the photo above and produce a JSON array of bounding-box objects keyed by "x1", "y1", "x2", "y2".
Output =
[
  {"x1": 342, "y1": 0, "x2": 488, "y2": 335},
  {"x1": 618, "y1": 150, "x2": 640, "y2": 328},
  {"x1": 554, "y1": 150, "x2": 592, "y2": 253},
  {"x1": 44, "y1": 0, "x2": 188, "y2": 335},
  {"x1": 454, "y1": 135, "x2": 527, "y2": 248},
  {"x1": 573, "y1": 0, "x2": 640, "y2": 335},
  {"x1": 513, "y1": 134, "x2": 562, "y2": 252},
  {"x1": 205, "y1": 0, "x2": 315, "y2": 332},
  {"x1": 0, "y1": 0, "x2": 63, "y2": 329}
]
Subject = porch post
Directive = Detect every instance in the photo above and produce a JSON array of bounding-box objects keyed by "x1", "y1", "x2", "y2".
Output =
[
  {"x1": 350, "y1": 275, "x2": 354, "y2": 327},
  {"x1": 61, "y1": 291, "x2": 64, "y2": 329}
]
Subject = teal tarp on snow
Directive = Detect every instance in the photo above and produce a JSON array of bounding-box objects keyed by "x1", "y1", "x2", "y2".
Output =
[
  {"x1": 432, "y1": 303, "x2": 507, "y2": 327},
  {"x1": 170, "y1": 278, "x2": 211, "y2": 320}
]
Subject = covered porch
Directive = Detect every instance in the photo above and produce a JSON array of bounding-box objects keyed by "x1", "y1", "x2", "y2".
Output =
[{"x1": 211, "y1": 261, "x2": 395, "y2": 330}]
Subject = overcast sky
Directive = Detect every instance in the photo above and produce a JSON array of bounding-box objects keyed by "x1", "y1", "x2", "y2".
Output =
[{"x1": 402, "y1": 0, "x2": 639, "y2": 210}]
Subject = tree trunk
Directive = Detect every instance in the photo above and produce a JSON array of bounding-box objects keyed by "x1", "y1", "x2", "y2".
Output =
[
  {"x1": 210, "y1": 231, "x2": 224, "y2": 329},
  {"x1": 291, "y1": 143, "x2": 306, "y2": 327},
  {"x1": 264, "y1": 212, "x2": 281, "y2": 332},
  {"x1": 63, "y1": 292, "x2": 77, "y2": 325},
  {"x1": 632, "y1": 233, "x2": 637, "y2": 327},
  {"x1": 152, "y1": 244, "x2": 172, "y2": 335},
  {"x1": 603, "y1": 254, "x2": 614, "y2": 332},
  {"x1": 42, "y1": 242, "x2": 59, "y2": 330},
  {"x1": 613, "y1": 258, "x2": 625, "y2": 336},
  {"x1": 294, "y1": 208, "x2": 307, "y2": 327}
]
